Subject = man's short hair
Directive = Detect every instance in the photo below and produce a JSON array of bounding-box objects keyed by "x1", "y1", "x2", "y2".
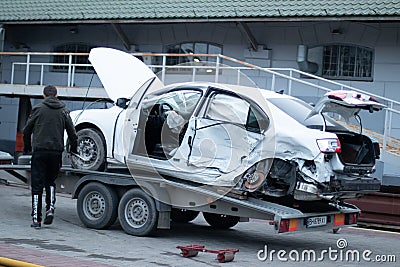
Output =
[{"x1": 43, "y1": 85, "x2": 57, "y2": 97}]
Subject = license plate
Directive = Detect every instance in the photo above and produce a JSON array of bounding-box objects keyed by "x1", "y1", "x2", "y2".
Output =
[{"x1": 306, "y1": 216, "x2": 327, "y2": 227}]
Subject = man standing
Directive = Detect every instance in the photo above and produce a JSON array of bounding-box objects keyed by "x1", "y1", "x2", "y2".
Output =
[{"x1": 23, "y1": 85, "x2": 78, "y2": 229}]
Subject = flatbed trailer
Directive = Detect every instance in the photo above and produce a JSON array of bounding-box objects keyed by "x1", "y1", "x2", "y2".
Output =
[{"x1": 0, "y1": 162, "x2": 360, "y2": 236}]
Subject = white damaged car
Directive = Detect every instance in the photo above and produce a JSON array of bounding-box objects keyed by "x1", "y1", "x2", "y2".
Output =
[{"x1": 69, "y1": 47, "x2": 384, "y2": 202}]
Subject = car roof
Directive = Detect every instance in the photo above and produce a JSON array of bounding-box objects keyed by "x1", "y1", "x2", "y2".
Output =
[{"x1": 161, "y1": 81, "x2": 294, "y2": 101}]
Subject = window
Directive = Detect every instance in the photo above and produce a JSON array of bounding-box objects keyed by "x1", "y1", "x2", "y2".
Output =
[
  {"x1": 268, "y1": 97, "x2": 343, "y2": 131},
  {"x1": 206, "y1": 94, "x2": 250, "y2": 124},
  {"x1": 246, "y1": 107, "x2": 269, "y2": 134},
  {"x1": 205, "y1": 93, "x2": 269, "y2": 133},
  {"x1": 322, "y1": 45, "x2": 373, "y2": 81},
  {"x1": 165, "y1": 42, "x2": 222, "y2": 66},
  {"x1": 134, "y1": 88, "x2": 202, "y2": 158},
  {"x1": 53, "y1": 43, "x2": 93, "y2": 72}
]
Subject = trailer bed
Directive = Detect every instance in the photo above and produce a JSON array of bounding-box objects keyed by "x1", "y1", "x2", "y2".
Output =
[{"x1": 0, "y1": 163, "x2": 360, "y2": 235}]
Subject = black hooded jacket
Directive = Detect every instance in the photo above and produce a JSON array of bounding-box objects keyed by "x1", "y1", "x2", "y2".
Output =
[{"x1": 23, "y1": 96, "x2": 78, "y2": 153}]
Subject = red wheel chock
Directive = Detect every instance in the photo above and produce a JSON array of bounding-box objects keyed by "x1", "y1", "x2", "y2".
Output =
[{"x1": 177, "y1": 244, "x2": 239, "y2": 263}]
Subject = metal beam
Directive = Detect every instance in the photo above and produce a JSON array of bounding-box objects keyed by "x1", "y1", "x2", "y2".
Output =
[
  {"x1": 111, "y1": 23, "x2": 131, "y2": 50},
  {"x1": 0, "y1": 25, "x2": 4, "y2": 82},
  {"x1": 237, "y1": 22, "x2": 258, "y2": 51}
]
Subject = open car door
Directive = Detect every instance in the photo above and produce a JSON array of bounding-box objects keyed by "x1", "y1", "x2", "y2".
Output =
[{"x1": 89, "y1": 47, "x2": 163, "y2": 163}]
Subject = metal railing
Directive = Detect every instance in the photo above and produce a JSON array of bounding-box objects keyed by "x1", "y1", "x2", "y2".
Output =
[{"x1": 0, "y1": 51, "x2": 399, "y2": 155}]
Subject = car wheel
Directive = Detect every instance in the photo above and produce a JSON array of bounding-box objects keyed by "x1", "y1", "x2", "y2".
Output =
[
  {"x1": 77, "y1": 182, "x2": 119, "y2": 229},
  {"x1": 171, "y1": 209, "x2": 199, "y2": 223},
  {"x1": 203, "y1": 212, "x2": 240, "y2": 229},
  {"x1": 118, "y1": 188, "x2": 158, "y2": 236},
  {"x1": 71, "y1": 128, "x2": 106, "y2": 171}
]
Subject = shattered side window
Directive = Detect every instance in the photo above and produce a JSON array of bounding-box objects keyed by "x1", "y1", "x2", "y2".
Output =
[
  {"x1": 246, "y1": 107, "x2": 269, "y2": 133},
  {"x1": 206, "y1": 93, "x2": 250, "y2": 124},
  {"x1": 167, "y1": 91, "x2": 202, "y2": 115}
]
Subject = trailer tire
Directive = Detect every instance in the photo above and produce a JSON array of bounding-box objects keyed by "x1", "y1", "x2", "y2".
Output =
[
  {"x1": 203, "y1": 212, "x2": 240, "y2": 229},
  {"x1": 171, "y1": 209, "x2": 199, "y2": 223},
  {"x1": 77, "y1": 182, "x2": 119, "y2": 229},
  {"x1": 71, "y1": 128, "x2": 106, "y2": 171},
  {"x1": 118, "y1": 188, "x2": 158, "y2": 236}
]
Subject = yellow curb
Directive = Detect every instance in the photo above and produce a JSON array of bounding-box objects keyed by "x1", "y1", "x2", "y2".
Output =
[
  {"x1": 350, "y1": 226, "x2": 400, "y2": 235},
  {"x1": 0, "y1": 257, "x2": 44, "y2": 267}
]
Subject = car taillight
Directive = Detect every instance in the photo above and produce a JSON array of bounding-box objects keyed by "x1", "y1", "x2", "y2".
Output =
[
  {"x1": 316, "y1": 138, "x2": 341, "y2": 153},
  {"x1": 373, "y1": 142, "x2": 380, "y2": 159},
  {"x1": 328, "y1": 91, "x2": 347, "y2": 101}
]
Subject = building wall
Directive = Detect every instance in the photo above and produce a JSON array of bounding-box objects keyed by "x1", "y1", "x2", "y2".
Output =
[
  {"x1": 0, "y1": 20, "x2": 399, "y2": 154},
  {"x1": 4, "y1": 21, "x2": 400, "y2": 91}
]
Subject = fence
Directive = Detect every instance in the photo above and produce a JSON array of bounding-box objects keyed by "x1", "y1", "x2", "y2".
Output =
[{"x1": 0, "y1": 51, "x2": 399, "y2": 155}]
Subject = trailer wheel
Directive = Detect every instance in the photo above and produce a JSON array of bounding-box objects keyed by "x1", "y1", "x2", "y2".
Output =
[
  {"x1": 171, "y1": 209, "x2": 199, "y2": 223},
  {"x1": 203, "y1": 212, "x2": 240, "y2": 229},
  {"x1": 118, "y1": 188, "x2": 158, "y2": 236},
  {"x1": 71, "y1": 128, "x2": 106, "y2": 171},
  {"x1": 77, "y1": 182, "x2": 118, "y2": 229}
]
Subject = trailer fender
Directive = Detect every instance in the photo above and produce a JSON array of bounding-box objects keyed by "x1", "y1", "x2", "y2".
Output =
[{"x1": 134, "y1": 180, "x2": 172, "y2": 212}]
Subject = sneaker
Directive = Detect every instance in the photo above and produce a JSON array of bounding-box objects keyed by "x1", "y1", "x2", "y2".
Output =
[
  {"x1": 31, "y1": 222, "x2": 41, "y2": 229},
  {"x1": 43, "y1": 208, "x2": 54, "y2": 225}
]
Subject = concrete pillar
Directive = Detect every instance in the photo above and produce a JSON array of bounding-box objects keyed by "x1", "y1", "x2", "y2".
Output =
[
  {"x1": 0, "y1": 24, "x2": 4, "y2": 82},
  {"x1": 0, "y1": 25, "x2": 4, "y2": 51}
]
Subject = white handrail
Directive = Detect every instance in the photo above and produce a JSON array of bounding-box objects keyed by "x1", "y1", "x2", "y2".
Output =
[
  {"x1": 269, "y1": 67, "x2": 400, "y2": 107},
  {"x1": 1, "y1": 51, "x2": 399, "y2": 154}
]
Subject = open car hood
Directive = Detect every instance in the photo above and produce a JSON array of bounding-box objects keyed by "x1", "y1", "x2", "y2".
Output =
[
  {"x1": 89, "y1": 47, "x2": 163, "y2": 103},
  {"x1": 307, "y1": 90, "x2": 386, "y2": 121}
]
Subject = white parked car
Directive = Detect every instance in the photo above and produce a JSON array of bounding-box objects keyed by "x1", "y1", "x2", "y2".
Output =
[
  {"x1": 0, "y1": 150, "x2": 13, "y2": 165},
  {"x1": 69, "y1": 47, "x2": 384, "y2": 201}
]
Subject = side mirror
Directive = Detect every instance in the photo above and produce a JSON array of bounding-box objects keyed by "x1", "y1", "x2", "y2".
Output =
[{"x1": 116, "y1": 98, "x2": 129, "y2": 109}]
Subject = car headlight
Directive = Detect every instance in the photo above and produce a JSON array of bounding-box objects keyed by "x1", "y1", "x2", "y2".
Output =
[{"x1": 316, "y1": 138, "x2": 341, "y2": 153}]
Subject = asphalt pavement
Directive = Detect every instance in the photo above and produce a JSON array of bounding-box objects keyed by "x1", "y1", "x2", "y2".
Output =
[{"x1": 0, "y1": 177, "x2": 399, "y2": 267}]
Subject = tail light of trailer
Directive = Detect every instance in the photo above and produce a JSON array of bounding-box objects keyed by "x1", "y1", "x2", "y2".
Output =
[
  {"x1": 334, "y1": 213, "x2": 345, "y2": 227},
  {"x1": 345, "y1": 213, "x2": 358, "y2": 225},
  {"x1": 278, "y1": 218, "x2": 298, "y2": 233}
]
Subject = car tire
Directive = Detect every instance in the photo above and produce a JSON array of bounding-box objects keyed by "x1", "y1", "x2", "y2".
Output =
[
  {"x1": 203, "y1": 212, "x2": 240, "y2": 229},
  {"x1": 77, "y1": 182, "x2": 119, "y2": 229},
  {"x1": 170, "y1": 209, "x2": 199, "y2": 223},
  {"x1": 118, "y1": 188, "x2": 158, "y2": 236},
  {"x1": 71, "y1": 128, "x2": 106, "y2": 171}
]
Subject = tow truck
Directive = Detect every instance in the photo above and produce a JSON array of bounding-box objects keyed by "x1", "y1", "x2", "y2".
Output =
[
  {"x1": 0, "y1": 154, "x2": 359, "y2": 236},
  {"x1": 0, "y1": 48, "x2": 362, "y2": 236}
]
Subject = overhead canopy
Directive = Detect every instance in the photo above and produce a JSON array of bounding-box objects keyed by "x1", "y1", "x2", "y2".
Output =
[{"x1": 0, "y1": 0, "x2": 399, "y2": 23}]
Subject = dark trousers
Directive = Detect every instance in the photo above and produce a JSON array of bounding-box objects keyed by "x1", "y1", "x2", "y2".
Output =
[{"x1": 31, "y1": 151, "x2": 62, "y2": 222}]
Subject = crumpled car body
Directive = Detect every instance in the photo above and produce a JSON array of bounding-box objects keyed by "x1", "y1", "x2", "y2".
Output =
[{"x1": 69, "y1": 47, "x2": 384, "y2": 202}]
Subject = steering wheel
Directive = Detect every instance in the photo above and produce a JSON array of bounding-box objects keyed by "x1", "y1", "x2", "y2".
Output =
[{"x1": 158, "y1": 102, "x2": 173, "y2": 120}]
